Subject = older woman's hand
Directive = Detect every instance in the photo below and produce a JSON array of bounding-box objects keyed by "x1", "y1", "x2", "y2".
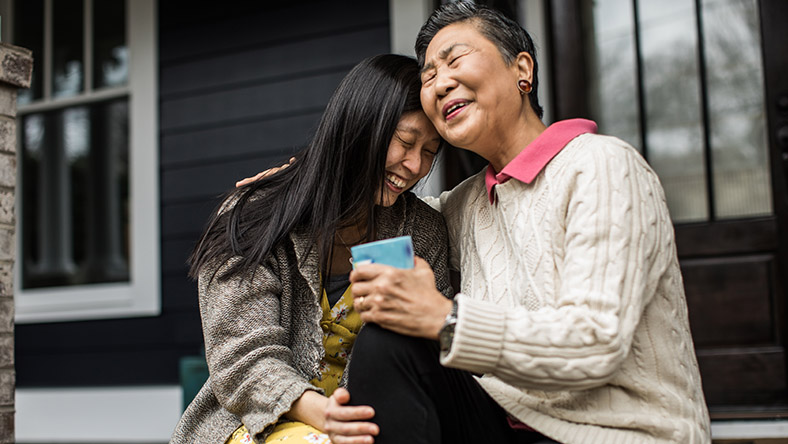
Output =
[
  {"x1": 323, "y1": 388, "x2": 378, "y2": 444},
  {"x1": 234, "y1": 157, "x2": 295, "y2": 187},
  {"x1": 350, "y1": 257, "x2": 452, "y2": 340}
]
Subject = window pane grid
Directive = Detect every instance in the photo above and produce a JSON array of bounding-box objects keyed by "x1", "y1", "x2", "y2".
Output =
[
  {"x1": 14, "y1": 0, "x2": 131, "y2": 290},
  {"x1": 588, "y1": 0, "x2": 772, "y2": 223},
  {"x1": 17, "y1": 0, "x2": 127, "y2": 105},
  {"x1": 21, "y1": 99, "x2": 130, "y2": 289}
]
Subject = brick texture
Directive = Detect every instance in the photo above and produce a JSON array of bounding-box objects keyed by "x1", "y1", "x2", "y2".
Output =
[
  {"x1": 0, "y1": 42, "x2": 31, "y2": 444},
  {"x1": 0, "y1": 410, "x2": 13, "y2": 444}
]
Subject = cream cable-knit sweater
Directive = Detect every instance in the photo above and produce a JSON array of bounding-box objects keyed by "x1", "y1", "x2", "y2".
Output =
[{"x1": 429, "y1": 134, "x2": 711, "y2": 443}]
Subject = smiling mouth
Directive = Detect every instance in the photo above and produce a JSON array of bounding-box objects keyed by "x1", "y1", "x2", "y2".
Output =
[
  {"x1": 386, "y1": 173, "x2": 407, "y2": 190},
  {"x1": 443, "y1": 100, "x2": 470, "y2": 120}
]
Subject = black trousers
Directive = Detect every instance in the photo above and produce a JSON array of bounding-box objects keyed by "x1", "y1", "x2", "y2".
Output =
[{"x1": 347, "y1": 323, "x2": 557, "y2": 444}]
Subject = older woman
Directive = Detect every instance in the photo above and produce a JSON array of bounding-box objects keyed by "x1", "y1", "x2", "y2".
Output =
[{"x1": 338, "y1": 3, "x2": 712, "y2": 444}]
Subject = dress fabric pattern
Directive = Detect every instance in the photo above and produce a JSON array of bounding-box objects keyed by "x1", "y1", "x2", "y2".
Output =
[{"x1": 226, "y1": 284, "x2": 361, "y2": 444}]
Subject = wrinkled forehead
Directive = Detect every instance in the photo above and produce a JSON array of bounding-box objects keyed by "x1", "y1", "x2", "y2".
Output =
[{"x1": 422, "y1": 22, "x2": 485, "y2": 66}]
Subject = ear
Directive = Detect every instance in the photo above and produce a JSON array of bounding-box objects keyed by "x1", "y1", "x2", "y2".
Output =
[{"x1": 514, "y1": 52, "x2": 534, "y2": 83}]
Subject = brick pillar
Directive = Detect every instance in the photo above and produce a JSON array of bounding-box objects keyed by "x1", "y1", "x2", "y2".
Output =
[{"x1": 0, "y1": 43, "x2": 33, "y2": 444}]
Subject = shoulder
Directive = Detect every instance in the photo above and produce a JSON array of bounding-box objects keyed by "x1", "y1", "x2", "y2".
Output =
[
  {"x1": 440, "y1": 168, "x2": 487, "y2": 220},
  {"x1": 448, "y1": 168, "x2": 487, "y2": 203},
  {"x1": 558, "y1": 133, "x2": 646, "y2": 167},
  {"x1": 549, "y1": 133, "x2": 657, "y2": 183},
  {"x1": 400, "y1": 192, "x2": 447, "y2": 234},
  {"x1": 398, "y1": 192, "x2": 448, "y2": 253}
]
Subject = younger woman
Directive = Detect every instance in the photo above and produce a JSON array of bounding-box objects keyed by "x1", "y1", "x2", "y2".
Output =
[{"x1": 170, "y1": 54, "x2": 452, "y2": 444}]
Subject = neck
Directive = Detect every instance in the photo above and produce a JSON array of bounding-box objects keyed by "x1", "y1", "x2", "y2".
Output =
[
  {"x1": 478, "y1": 110, "x2": 547, "y2": 173},
  {"x1": 327, "y1": 220, "x2": 368, "y2": 275}
]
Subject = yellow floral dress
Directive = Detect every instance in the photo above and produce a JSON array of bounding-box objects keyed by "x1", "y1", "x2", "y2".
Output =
[{"x1": 226, "y1": 284, "x2": 361, "y2": 444}]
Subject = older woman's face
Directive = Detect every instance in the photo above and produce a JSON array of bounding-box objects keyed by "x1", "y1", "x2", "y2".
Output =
[{"x1": 420, "y1": 22, "x2": 522, "y2": 152}]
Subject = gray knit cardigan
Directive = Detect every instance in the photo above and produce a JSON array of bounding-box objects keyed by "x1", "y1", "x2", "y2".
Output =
[{"x1": 170, "y1": 192, "x2": 451, "y2": 444}]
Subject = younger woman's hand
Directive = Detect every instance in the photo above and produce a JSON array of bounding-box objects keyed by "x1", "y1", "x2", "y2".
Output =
[{"x1": 323, "y1": 388, "x2": 379, "y2": 444}]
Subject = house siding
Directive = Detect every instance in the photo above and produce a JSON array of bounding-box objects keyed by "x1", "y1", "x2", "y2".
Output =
[{"x1": 15, "y1": 0, "x2": 391, "y2": 387}]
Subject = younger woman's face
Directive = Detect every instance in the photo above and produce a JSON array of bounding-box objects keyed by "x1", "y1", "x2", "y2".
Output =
[{"x1": 377, "y1": 111, "x2": 440, "y2": 207}]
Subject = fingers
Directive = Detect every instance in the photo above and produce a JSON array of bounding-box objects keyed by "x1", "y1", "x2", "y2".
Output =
[
  {"x1": 414, "y1": 256, "x2": 430, "y2": 269},
  {"x1": 349, "y1": 263, "x2": 392, "y2": 283},
  {"x1": 329, "y1": 431, "x2": 376, "y2": 444},
  {"x1": 327, "y1": 389, "x2": 374, "y2": 420},
  {"x1": 235, "y1": 171, "x2": 266, "y2": 188},
  {"x1": 354, "y1": 296, "x2": 366, "y2": 312},
  {"x1": 326, "y1": 404, "x2": 376, "y2": 421},
  {"x1": 234, "y1": 157, "x2": 297, "y2": 187},
  {"x1": 331, "y1": 387, "x2": 351, "y2": 404},
  {"x1": 325, "y1": 389, "x2": 378, "y2": 444}
]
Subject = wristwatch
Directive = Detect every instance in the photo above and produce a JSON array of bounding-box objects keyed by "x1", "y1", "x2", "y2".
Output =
[{"x1": 439, "y1": 299, "x2": 459, "y2": 357}]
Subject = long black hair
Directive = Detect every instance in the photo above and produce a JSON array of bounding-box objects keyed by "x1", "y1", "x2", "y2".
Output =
[{"x1": 189, "y1": 54, "x2": 429, "y2": 280}]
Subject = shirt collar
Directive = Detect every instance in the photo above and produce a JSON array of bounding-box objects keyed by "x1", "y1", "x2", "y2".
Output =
[{"x1": 485, "y1": 118, "x2": 598, "y2": 203}]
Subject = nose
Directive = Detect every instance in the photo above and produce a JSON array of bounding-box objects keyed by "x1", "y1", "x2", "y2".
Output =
[
  {"x1": 434, "y1": 68, "x2": 457, "y2": 97},
  {"x1": 401, "y1": 148, "x2": 422, "y2": 175}
]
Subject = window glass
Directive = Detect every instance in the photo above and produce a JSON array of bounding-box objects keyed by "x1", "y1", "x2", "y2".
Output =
[
  {"x1": 588, "y1": 0, "x2": 641, "y2": 150},
  {"x1": 93, "y1": 0, "x2": 128, "y2": 89},
  {"x1": 639, "y1": 0, "x2": 708, "y2": 222},
  {"x1": 14, "y1": 0, "x2": 44, "y2": 104},
  {"x1": 703, "y1": 0, "x2": 771, "y2": 218},
  {"x1": 586, "y1": 0, "x2": 771, "y2": 223},
  {"x1": 52, "y1": 0, "x2": 84, "y2": 98},
  {"x1": 22, "y1": 102, "x2": 129, "y2": 289}
]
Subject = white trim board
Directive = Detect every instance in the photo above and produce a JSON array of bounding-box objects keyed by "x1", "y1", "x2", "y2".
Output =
[
  {"x1": 16, "y1": 386, "x2": 182, "y2": 443},
  {"x1": 711, "y1": 419, "x2": 788, "y2": 439},
  {"x1": 16, "y1": 386, "x2": 788, "y2": 442}
]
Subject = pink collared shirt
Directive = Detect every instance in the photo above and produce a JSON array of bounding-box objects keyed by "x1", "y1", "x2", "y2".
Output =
[{"x1": 485, "y1": 119, "x2": 598, "y2": 203}]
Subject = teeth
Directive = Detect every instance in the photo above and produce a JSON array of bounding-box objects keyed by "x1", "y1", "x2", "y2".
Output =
[
  {"x1": 446, "y1": 102, "x2": 467, "y2": 116},
  {"x1": 386, "y1": 173, "x2": 406, "y2": 188}
]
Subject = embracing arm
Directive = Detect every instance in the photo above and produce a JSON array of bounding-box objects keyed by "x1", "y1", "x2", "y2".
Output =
[
  {"x1": 442, "y1": 142, "x2": 672, "y2": 391},
  {"x1": 419, "y1": 171, "x2": 486, "y2": 272},
  {"x1": 198, "y1": 257, "x2": 323, "y2": 437}
]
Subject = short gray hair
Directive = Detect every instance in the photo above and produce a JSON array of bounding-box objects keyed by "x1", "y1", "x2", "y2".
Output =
[{"x1": 415, "y1": 2, "x2": 543, "y2": 119}]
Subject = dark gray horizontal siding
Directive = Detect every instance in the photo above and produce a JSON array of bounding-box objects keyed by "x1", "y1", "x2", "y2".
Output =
[
  {"x1": 159, "y1": 1, "x2": 388, "y2": 64},
  {"x1": 160, "y1": 27, "x2": 389, "y2": 97},
  {"x1": 16, "y1": 0, "x2": 391, "y2": 387},
  {"x1": 161, "y1": 200, "x2": 217, "y2": 239},
  {"x1": 160, "y1": 70, "x2": 347, "y2": 132},
  {"x1": 161, "y1": 111, "x2": 322, "y2": 168}
]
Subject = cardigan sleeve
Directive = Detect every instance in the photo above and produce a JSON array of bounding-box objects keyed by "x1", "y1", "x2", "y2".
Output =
[
  {"x1": 198, "y1": 257, "x2": 320, "y2": 438},
  {"x1": 442, "y1": 139, "x2": 673, "y2": 391}
]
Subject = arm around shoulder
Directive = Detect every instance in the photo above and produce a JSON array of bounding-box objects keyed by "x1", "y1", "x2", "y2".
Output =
[{"x1": 407, "y1": 195, "x2": 453, "y2": 298}]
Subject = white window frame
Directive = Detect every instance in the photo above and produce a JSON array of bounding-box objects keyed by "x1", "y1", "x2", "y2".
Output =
[{"x1": 11, "y1": 0, "x2": 159, "y2": 323}]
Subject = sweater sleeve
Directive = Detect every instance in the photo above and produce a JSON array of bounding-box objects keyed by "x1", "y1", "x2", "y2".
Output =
[
  {"x1": 198, "y1": 257, "x2": 320, "y2": 438},
  {"x1": 442, "y1": 140, "x2": 670, "y2": 391}
]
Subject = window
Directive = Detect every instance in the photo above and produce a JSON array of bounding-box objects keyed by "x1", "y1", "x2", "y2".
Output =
[
  {"x1": 5, "y1": 0, "x2": 159, "y2": 322},
  {"x1": 586, "y1": 0, "x2": 771, "y2": 223}
]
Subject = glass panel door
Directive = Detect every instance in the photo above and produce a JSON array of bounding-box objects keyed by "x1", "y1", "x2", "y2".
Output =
[{"x1": 587, "y1": 0, "x2": 771, "y2": 223}]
